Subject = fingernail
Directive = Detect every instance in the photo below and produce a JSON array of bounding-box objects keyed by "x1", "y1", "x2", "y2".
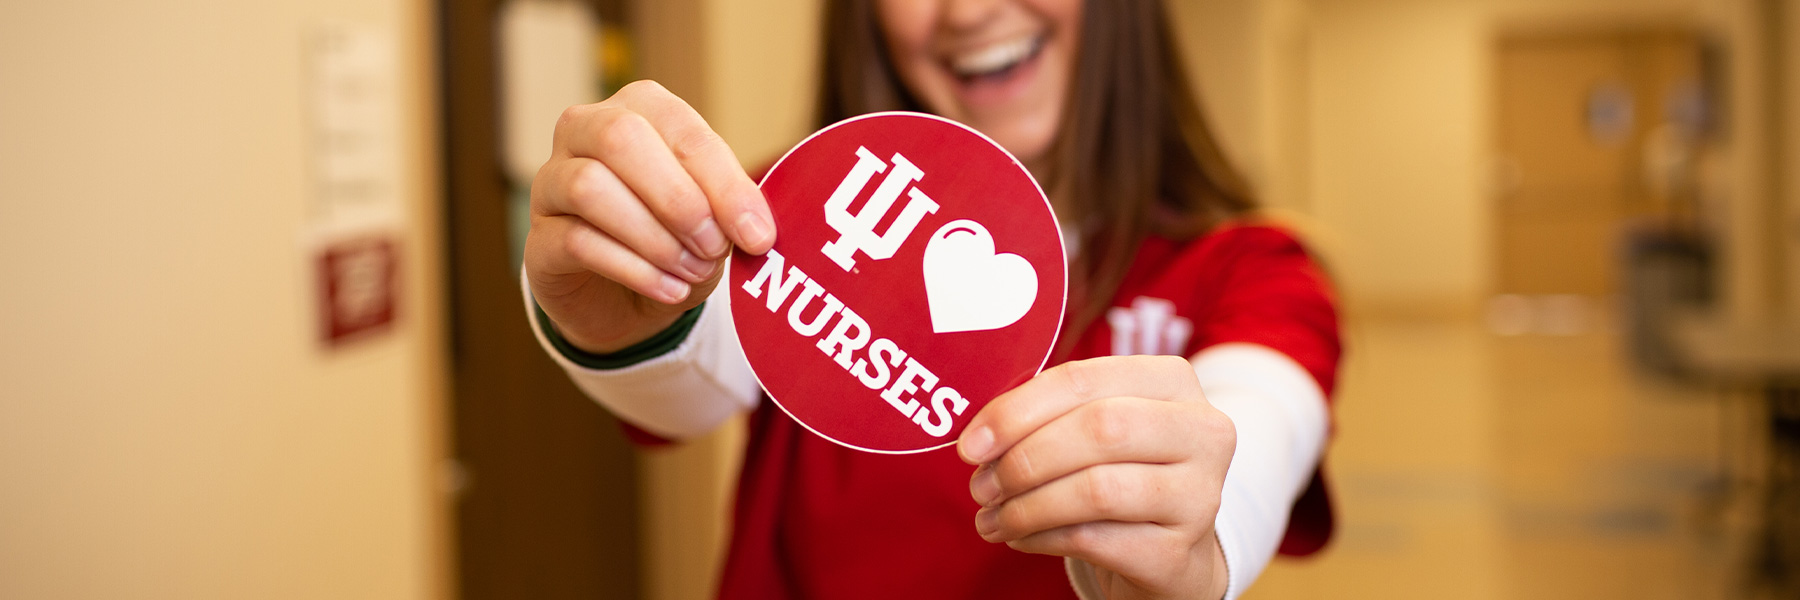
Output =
[
  {"x1": 678, "y1": 251, "x2": 715, "y2": 282},
  {"x1": 974, "y1": 507, "x2": 999, "y2": 539},
  {"x1": 960, "y1": 426, "x2": 994, "y2": 464},
  {"x1": 970, "y1": 466, "x2": 1001, "y2": 506},
  {"x1": 658, "y1": 274, "x2": 690, "y2": 303},
  {"x1": 691, "y1": 218, "x2": 728, "y2": 257},
  {"x1": 735, "y1": 212, "x2": 773, "y2": 250}
]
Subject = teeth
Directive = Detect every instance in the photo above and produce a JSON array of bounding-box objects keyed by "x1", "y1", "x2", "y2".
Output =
[{"x1": 950, "y1": 35, "x2": 1041, "y2": 77}]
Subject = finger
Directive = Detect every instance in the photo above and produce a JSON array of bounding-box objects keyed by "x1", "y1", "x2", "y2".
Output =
[
  {"x1": 602, "y1": 81, "x2": 775, "y2": 254},
  {"x1": 975, "y1": 463, "x2": 1198, "y2": 543},
  {"x1": 972, "y1": 398, "x2": 1209, "y2": 506},
  {"x1": 558, "y1": 103, "x2": 729, "y2": 259},
  {"x1": 526, "y1": 214, "x2": 690, "y2": 304},
  {"x1": 959, "y1": 355, "x2": 1198, "y2": 465},
  {"x1": 1002, "y1": 521, "x2": 1194, "y2": 587},
  {"x1": 536, "y1": 157, "x2": 716, "y2": 283}
]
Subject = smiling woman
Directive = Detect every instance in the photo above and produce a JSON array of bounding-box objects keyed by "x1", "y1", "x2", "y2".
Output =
[{"x1": 522, "y1": 0, "x2": 1339, "y2": 599}]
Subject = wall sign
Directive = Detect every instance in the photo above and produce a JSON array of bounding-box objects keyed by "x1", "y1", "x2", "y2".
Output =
[
  {"x1": 304, "y1": 23, "x2": 403, "y2": 349},
  {"x1": 317, "y1": 236, "x2": 398, "y2": 345}
]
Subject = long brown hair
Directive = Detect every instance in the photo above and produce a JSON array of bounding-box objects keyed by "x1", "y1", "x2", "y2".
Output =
[{"x1": 815, "y1": 0, "x2": 1256, "y2": 355}]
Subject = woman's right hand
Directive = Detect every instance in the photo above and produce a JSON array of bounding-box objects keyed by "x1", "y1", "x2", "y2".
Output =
[{"x1": 525, "y1": 80, "x2": 775, "y2": 354}]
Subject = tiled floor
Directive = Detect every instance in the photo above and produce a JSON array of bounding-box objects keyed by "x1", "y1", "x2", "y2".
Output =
[{"x1": 1245, "y1": 314, "x2": 1761, "y2": 599}]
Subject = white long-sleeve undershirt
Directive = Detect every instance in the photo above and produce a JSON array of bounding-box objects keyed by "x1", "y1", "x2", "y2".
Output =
[{"x1": 523, "y1": 271, "x2": 1327, "y2": 599}]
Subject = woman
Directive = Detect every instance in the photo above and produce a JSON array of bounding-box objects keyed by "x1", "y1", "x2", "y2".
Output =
[{"x1": 522, "y1": 0, "x2": 1340, "y2": 598}]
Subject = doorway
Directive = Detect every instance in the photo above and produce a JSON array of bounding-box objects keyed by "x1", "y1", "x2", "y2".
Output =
[
  {"x1": 441, "y1": 0, "x2": 642, "y2": 598},
  {"x1": 1492, "y1": 28, "x2": 1710, "y2": 300}
]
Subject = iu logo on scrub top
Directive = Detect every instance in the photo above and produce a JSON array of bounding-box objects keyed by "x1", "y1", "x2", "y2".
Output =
[
  {"x1": 1107, "y1": 297, "x2": 1194, "y2": 357},
  {"x1": 731, "y1": 112, "x2": 1067, "y2": 454}
]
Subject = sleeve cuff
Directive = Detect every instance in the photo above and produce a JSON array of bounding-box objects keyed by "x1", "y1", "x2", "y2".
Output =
[
  {"x1": 1064, "y1": 557, "x2": 1103, "y2": 600},
  {"x1": 532, "y1": 300, "x2": 704, "y2": 370},
  {"x1": 521, "y1": 267, "x2": 762, "y2": 440}
]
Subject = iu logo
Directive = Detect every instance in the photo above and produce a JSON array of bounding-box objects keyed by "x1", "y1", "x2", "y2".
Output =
[
  {"x1": 1107, "y1": 297, "x2": 1193, "y2": 356},
  {"x1": 820, "y1": 147, "x2": 941, "y2": 270}
]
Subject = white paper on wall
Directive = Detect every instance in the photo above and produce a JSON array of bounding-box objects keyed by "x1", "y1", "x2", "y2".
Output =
[{"x1": 306, "y1": 22, "x2": 402, "y2": 236}]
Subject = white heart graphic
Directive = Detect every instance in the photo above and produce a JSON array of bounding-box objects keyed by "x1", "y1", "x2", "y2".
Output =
[{"x1": 922, "y1": 220, "x2": 1039, "y2": 333}]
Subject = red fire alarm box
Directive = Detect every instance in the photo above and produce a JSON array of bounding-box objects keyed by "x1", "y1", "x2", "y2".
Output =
[{"x1": 316, "y1": 236, "x2": 398, "y2": 346}]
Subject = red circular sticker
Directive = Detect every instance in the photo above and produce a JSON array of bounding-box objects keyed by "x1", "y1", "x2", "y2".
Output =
[{"x1": 730, "y1": 112, "x2": 1066, "y2": 454}]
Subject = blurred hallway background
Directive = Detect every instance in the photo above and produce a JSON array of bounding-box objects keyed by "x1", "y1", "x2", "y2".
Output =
[{"x1": 3, "y1": 0, "x2": 1799, "y2": 599}]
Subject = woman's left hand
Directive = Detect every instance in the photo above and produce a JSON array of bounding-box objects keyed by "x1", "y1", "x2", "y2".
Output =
[{"x1": 958, "y1": 355, "x2": 1236, "y2": 600}]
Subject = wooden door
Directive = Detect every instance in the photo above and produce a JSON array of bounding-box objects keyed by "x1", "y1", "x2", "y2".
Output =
[
  {"x1": 441, "y1": 0, "x2": 642, "y2": 598},
  {"x1": 1493, "y1": 30, "x2": 1707, "y2": 296}
]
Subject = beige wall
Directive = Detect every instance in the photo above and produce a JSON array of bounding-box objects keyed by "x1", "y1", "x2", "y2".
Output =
[
  {"x1": 1172, "y1": 0, "x2": 1314, "y2": 214},
  {"x1": 0, "y1": 1, "x2": 447, "y2": 599},
  {"x1": 1178, "y1": 0, "x2": 1497, "y2": 312},
  {"x1": 1303, "y1": 0, "x2": 1493, "y2": 313}
]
